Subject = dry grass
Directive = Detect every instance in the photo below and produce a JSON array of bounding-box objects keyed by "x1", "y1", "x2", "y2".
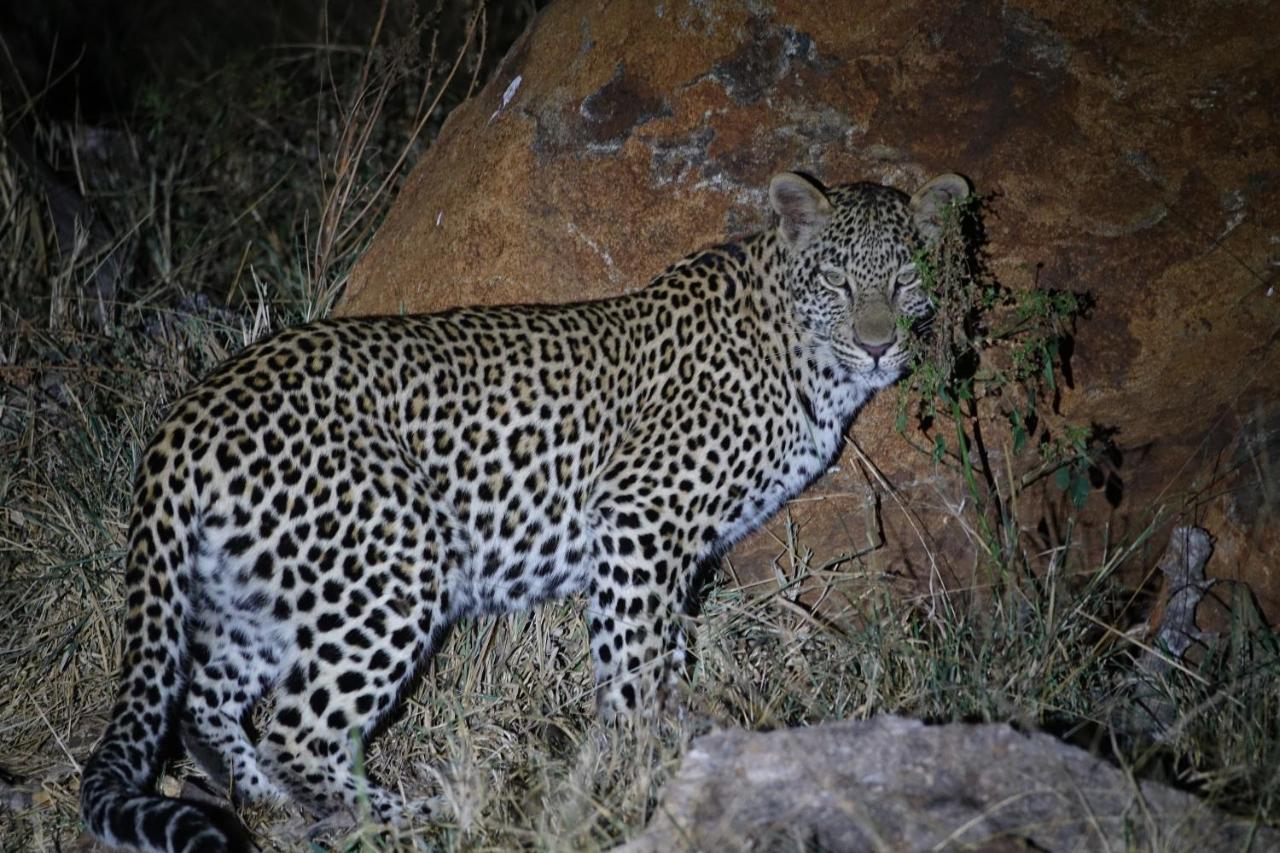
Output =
[{"x1": 3, "y1": 5, "x2": 1279, "y2": 850}]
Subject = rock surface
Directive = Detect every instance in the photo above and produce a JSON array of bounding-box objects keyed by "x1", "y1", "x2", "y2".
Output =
[
  {"x1": 616, "y1": 716, "x2": 1278, "y2": 852},
  {"x1": 340, "y1": 1, "x2": 1280, "y2": 613}
]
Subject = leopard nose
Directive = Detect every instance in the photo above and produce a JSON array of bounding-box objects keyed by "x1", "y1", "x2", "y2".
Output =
[{"x1": 859, "y1": 338, "x2": 894, "y2": 360}]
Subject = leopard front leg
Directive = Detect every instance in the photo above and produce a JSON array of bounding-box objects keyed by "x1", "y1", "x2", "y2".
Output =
[{"x1": 586, "y1": 538, "x2": 696, "y2": 722}]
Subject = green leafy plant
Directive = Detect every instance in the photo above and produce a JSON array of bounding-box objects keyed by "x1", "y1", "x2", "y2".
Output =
[{"x1": 896, "y1": 193, "x2": 1112, "y2": 578}]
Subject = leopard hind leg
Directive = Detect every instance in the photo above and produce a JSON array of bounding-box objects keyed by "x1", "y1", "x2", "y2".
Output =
[{"x1": 179, "y1": 569, "x2": 289, "y2": 805}]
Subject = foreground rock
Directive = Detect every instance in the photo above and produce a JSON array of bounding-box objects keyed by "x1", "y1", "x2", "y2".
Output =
[
  {"x1": 618, "y1": 717, "x2": 1276, "y2": 852},
  {"x1": 342, "y1": 0, "x2": 1280, "y2": 612}
]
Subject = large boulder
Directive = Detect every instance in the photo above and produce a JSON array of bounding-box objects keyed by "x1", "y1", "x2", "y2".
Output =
[
  {"x1": 616, "y1": 716, "x2": 1279, "y2": 852},
  {"x1": 340, "y1": 0, "x2": 1279, "y2": 615}
]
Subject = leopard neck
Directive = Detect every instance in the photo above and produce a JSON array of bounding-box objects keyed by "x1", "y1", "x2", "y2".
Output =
[{"x1": 745, "y1": 230, "x2": 874, "y2": 444}]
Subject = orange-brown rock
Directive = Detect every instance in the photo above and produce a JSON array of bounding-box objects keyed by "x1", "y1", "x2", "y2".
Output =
[{"x1": 341, "y1": 1, "x2": 1280, "y2": 618}]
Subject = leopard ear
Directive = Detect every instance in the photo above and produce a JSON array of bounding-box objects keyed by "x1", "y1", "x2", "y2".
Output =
[
  {"x1": 910, "y1": 173, "x2": 971, "y2": 245},
  {"x1": 769, "y1": 172, "x2": 833, "y2": 249}
]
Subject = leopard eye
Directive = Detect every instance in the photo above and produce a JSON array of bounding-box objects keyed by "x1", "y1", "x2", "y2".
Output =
[
  {"x1": 819, "y1": 268, "x2": 845, "y2": 290},
  {"x1": 895, "y1": 263, "x2": 919, "y2": 287}
]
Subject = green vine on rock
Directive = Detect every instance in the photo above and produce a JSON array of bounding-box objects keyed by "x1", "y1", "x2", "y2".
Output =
[{"x1": 896, "y1": 192, "x2": 1115, "y2": 571}]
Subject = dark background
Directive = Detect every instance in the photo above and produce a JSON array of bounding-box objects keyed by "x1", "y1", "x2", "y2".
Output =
[{"x1": 1, "y1": 0, "x2": 540, "y2": 125}]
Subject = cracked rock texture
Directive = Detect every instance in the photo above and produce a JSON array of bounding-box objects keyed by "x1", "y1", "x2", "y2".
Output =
[
  {"x1": 614, "y1": 716, "x2": 1280, "y2": 852},
  {"x1": 341, "y1": 0, "x2": 1280, "y2": 613}
]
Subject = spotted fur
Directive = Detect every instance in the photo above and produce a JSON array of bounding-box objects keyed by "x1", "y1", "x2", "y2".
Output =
[{"x1": 80, "y1": 171, "x2": 968, "y2": 851}]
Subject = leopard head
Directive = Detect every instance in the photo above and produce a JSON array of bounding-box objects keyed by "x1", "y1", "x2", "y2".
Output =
[{"x1": 770, "y1": 170, "x2": 970, "y2": 385}]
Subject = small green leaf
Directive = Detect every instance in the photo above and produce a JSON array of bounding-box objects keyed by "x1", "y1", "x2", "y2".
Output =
[
  {"x1": 1069, "y1": 473, "x2": 1091, "y2": 507},
  {"x1": 1010, "y1": 410, "x2": 1028, "y2": 453},
  {"x1": 933, "y1": 434, "x2": 947, "y2": 463},
  {"x1": 1054, "y1": 466, "x2": 1072, "y2": 491}
]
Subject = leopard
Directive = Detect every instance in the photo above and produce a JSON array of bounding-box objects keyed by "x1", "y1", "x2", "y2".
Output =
[{"x1": 80, "y1": 169, "x2": 968, "y2": 852}]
